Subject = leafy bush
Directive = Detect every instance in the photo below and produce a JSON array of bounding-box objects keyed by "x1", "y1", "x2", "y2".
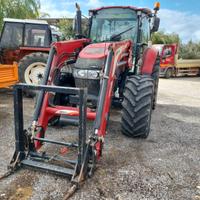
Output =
[
  {"x1": 0, "y1": 0, "x2": 40, "y2": 31},
  {"x1": 152, "y1": 31, "x2": 200, "y2": 59}
]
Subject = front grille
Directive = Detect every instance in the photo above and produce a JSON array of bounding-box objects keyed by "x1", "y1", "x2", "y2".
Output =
[{"x1": 74, "y1": 78, "x2": 100, "y2": 98}]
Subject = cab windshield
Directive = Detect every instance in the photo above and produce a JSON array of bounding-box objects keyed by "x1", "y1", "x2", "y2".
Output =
[{"x1": 90, "y1": 8, "x2": 137, "y2": 43}]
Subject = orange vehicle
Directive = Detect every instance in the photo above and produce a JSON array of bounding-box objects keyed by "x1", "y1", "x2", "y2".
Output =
[
  {"x1": 0, "y1": 62, "x2": 18, "y2": 88},
  {"x1": 154, "y1": 44, "x2": 200, "y2": 78}
]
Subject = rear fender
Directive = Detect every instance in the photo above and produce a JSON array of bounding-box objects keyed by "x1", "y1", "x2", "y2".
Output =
[
  {"x1": 18, "y1": 47, "x2": 50, "y2": 62},
  {"x1": 141, "y1": 47, "x2": 158, "y2": 75}
]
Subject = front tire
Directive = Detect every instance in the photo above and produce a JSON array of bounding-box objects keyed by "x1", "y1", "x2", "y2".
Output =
[
  {"x1": 165, "y1": 68, "x2": 172, "y2": 79},
  {"x1": 121, "y1": 75, "x2": 154, "y2": 138}
]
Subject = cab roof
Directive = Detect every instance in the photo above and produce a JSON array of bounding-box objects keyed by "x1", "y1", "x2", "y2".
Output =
[
  {"x1": 89, "y1": 6, "x2": 152, "y2": 15},
  {"x1": 3, "y1": 18, "x2": 48, "y2": 25}
]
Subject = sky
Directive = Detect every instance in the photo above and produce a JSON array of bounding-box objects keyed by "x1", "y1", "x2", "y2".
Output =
[{"x1": 40, "y1": 0, "x2": 200, "y2": 43}]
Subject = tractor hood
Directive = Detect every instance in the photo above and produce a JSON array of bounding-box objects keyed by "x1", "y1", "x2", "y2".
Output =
[
  {"x1": 74, "y1": 43, "x2": 112, "y2": 100},
  {"x1": 78, "y1": 42, "x2": 111, "y2": 60}
]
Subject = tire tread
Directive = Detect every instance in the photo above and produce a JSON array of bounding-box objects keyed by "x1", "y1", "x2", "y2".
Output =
[{"x1": 121, "y1": 75, "x2": 154, "y2": 138}]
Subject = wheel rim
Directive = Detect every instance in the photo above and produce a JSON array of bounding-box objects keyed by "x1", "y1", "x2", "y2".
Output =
[{"x1": 24, "y1": 62, "x2": 45, "y2": 85}]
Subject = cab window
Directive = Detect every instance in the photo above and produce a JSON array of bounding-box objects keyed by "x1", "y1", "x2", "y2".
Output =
[
  {"x1": 24, "y1": 24, "x2": 51, "y2": 47},
  {"x1": 141, "y1": 15, "x2": 150, "y2": 44},
  {"x1": 0, "y1": 22, "x2": 23, "y2": 49},
  {"x1": 90, "y1": 8, "x2": 137, "y2": 42}
]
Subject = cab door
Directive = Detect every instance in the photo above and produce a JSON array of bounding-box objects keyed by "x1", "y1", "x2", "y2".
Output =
[
  {"x1": 0, "y1": 22, "x2": 24, "y2": 64},
  {"x1": 161, "y1": 44, "x2": 177, "y2": 67}
]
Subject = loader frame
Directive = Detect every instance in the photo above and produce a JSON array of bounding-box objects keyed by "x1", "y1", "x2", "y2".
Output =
[
  {"x1": 9, "y1": 40, "x2": 133, "y2": 174},
  {"x1": 10, "y1": 83, "x2": 90, "y2": 180}
]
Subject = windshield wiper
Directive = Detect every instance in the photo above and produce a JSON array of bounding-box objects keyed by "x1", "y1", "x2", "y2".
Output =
[{"x1": 110, "y1": 26, "x2": 135, "y2": 41}]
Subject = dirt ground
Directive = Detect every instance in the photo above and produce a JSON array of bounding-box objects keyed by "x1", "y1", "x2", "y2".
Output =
[{"x1": 0, "y1": 77, "x2": 200, "y2": 200}]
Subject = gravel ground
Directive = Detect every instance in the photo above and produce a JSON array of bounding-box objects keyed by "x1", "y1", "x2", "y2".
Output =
[{"x1": 0, "y1": 77, "x2": 200, "y2": 200}]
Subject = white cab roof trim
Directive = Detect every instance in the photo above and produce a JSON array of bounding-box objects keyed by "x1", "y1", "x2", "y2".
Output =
[{"x1": 3, "y1": 18, "x2": 48, "y2": 25}]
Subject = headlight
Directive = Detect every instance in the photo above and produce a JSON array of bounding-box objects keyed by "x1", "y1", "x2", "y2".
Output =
[
  {"x1": 73, "y1": 69, "x2": 87, "y2": 78},
  {"x1": 77, "y1": 70, "x2": 87, "y2": 78},
  {"x1": 88, "y1": 70, "x2": 99, "y2": 79},
  {"x1": 73, "y1": 69, "x2": 100, "y2": 79}
]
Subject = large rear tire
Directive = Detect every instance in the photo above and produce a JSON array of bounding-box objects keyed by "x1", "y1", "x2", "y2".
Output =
[
  {"x1": 121, "y1": 75, "x2": 154, "y2": 138},
  {"x1": 19, "y1": 52, "x2": 48, "y2": 97}
]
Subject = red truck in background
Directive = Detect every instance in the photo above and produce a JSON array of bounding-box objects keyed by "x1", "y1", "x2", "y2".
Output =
[{"x1": 154, "y1": 44, "x2": 200, "y2": 78}]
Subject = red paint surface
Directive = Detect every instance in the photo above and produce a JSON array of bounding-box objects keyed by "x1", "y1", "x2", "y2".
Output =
[
  {"x1": 141, "y1": 47, "x2": 158, "y2": 75},
  {"x1": 2, "y1": 47, "x2": 50, "y2": 64},
  {"x1": 90, "y1": 6, "x2": 152, "y2": 14},
  {"x1": 79, "y1": 43, "x2": 110, "y2": 59},
  {"x1": 160, "y1": 44, "x2": 178, "y2": 68}
]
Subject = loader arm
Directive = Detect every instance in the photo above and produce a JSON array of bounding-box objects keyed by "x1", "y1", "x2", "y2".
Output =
[
  {"x1": 34, "y1": 39, "x2": 132, "y2": 158},
  {"x1": 34, "y1": 39, "x2": 90, "y2": 149},
  {"x1": 94, "y1": 41, "x2": 133, "y2": 158}
]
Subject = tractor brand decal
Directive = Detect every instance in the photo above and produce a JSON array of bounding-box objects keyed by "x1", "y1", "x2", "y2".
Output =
[{"x1": 55, "y1": 110, "x2": 78, "y2": 115}]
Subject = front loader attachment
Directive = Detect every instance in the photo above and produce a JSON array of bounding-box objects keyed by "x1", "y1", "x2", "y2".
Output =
[
  {"x1": 1, "y1": 38, "x2": 134, "y2": 198},
  {"x1": 8, "y1": 83, "x2": 96, "y2": 198}
]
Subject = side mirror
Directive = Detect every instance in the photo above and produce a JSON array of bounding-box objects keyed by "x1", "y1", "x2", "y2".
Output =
[
  {"x1": 163, "y1": 48, "x2": 172, "y2": 58},
  {"x1": 151, "y1": 17, "x2": 160, "y2": 33}
]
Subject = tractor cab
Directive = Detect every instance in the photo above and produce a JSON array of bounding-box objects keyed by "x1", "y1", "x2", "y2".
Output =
[
  {"x1": 74, "y1": 5, "x2": 160, "y2": 44},
  {"x1": 0, "y1": 18, "x2": 52, "y2": 64},
  {"x1": 88, "y1": 7, "x2": 152, "y2": 43},
  {"x1": 89, "y1": 7, "x2": 138, "y2": 43},
  {"x1": 0, "y1": 18, "x2": 52, "y2": 49}
]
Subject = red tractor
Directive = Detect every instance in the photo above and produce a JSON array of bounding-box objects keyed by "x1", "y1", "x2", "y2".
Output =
[
  {"x1": 5, "y1": 2, "x2": 161, "y2": 198},
  {"x1": 0, "y1": 18, "x2": 60, "y2": 93}
]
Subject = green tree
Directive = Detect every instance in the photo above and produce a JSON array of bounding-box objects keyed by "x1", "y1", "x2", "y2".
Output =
[
  {"x1": 57, "y1": 19, "x2": 74, "y2": 40},
  {"x1": 151, "y1": 31, "x2": 200, "y2": 59},
  {"x1": 179, "y1": 41, "x2": 200, "y2": 59},
  {"x1": 0, "y1": 0, "x2": 40, "y2": 30},
  {"x1": 152, "y1": 31, "x2": 180, "y2": 44},
  {"x1": 57, "y1": 18, "x2": 89, "y2": 40}
]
